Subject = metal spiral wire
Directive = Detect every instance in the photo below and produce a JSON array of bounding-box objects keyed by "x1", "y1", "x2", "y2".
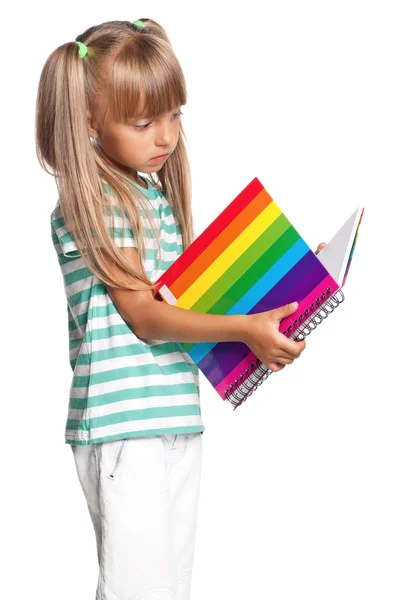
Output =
[{"x1": 224, "y1": 287, "x2": 345, "y2": 410}]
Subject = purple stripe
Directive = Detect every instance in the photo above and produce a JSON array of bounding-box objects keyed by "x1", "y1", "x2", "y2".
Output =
[
  {"x1": 255, "y1": 252, "x2": 328, "y2": 311},
  {"x1": 198, "y1": 252, "x2": 328, "y2": 388},
  {"x1": 199, "y1": 341, "x2": 250, "y2": 388}
]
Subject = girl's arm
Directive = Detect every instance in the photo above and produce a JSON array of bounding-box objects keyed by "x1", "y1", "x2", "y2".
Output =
[
  {"x1": 133, "y1": 293, "x2": 247, "y2": 344},
  {"x1": 105, "y1": 247, "x2": 305, "y2": 371},
  {"x1": 105, "y1": 248, "x2": 247, "y2": 344}
]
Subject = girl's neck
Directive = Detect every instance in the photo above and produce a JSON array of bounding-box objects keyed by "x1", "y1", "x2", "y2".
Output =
[{"x1": 108, "y1": 166, "x2": 148, "y2": 190}]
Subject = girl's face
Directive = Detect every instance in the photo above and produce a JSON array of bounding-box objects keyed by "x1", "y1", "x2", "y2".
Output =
[{"x1": 89, "y1": 106, "x2": 183, "y2": 184}]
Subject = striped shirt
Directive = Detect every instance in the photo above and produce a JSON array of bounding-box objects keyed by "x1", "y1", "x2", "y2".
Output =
[{"x1": 50, "y1": 174, "x2": 205, "y2": 445}]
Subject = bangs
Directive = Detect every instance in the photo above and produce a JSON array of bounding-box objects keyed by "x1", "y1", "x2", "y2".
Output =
[{"x1": 103, "y1": 35, "x2": 187, "y2": 124}]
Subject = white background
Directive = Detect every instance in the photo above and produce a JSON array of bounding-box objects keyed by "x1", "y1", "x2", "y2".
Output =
[{"x1": 2, "y1": 1, "x2": 397, "y2": 598}]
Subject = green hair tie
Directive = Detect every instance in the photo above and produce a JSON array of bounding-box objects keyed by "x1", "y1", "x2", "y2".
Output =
[
  {"x1": 76, "y1": 41, "x2": 88, "y2": 58},
  {"x1": 132, "y1": 19, "x2": 145, "y2": 29}
]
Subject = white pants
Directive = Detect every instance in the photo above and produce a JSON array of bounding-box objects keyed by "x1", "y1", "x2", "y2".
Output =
[{"x1": 71, "y1": 432, "x2": 203, "y2": 600}]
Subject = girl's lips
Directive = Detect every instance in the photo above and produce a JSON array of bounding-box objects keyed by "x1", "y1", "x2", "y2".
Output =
[{"x1": 151, "y1": 154, "x2": 169, "y2": 161}]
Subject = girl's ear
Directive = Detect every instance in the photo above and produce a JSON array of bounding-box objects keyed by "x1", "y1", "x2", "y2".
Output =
[{"x1": 86, "y1": 111, "x2": 99, "y2": 138}]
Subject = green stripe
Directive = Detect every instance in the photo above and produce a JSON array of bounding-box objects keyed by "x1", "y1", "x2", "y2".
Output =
[
  {"x1": 88, "y1": 303, "x2": 119, "y2": 320},
  {"x1": 161, "y1": 240, "x2": 182, "y2": 252},
  {"x1": 76, "y1": 342, "x2": 147, "y2": 366},
  {"x1": 71, "y1": 361, "x2": 193, "y2": 387},
  {"x1": 76, "y1": 340, "x2": 200, "y2": 370},
  {"x1": 64, "y1": 267, "x2": 93, "y2": 286},
  {"x1": 51, "y1": 231, "x2": 60, "y2": 245},
  {"x1": 163, "y1": 205, "x2": 173, "y2": 217},
  {"x1": 59, "y1": 231, "x2": 75, "y2": 246},
  {"x1": 145, "y1": 249, "x2": 158, "y2": 260},
  {"x1": 69, "y1": 286, "x2": 92, "y2": 308},
  {"x1": 69, "y1": 318, "x2": 81, "y2": 332},
  {"x1": 66, "y1": 403, "x2": 201, "y2": 431},
  {"x1": 52, "y1": 216, "x2": 65, "y2": 228},
  {"x1": 72, "y1": 333, "x2": 186, "y2": 364},
  {"x1": 162, "y1": 221, "x2": 179, "y2": 235},
  {"x1": 90, "y1": 323, "x2": 133, "y2": 341},
  {"x1": 69, "y1": 383, "x2": 198, "y2": 409},
  {"x1": 69, "y1": 336, "x2": 84, "y2": 351}
]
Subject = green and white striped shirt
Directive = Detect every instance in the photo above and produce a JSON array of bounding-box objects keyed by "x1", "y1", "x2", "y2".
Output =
[{"x1": 50, "y1": 174, "x2": 204, "y2": 445}]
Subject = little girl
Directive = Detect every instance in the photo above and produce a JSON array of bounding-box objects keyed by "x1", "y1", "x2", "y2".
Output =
[{"x1": 35, "y1": 18, "x2": 310, "y2": 600}]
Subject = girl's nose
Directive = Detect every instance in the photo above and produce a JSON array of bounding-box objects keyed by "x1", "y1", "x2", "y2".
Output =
[{"x1": 156, "y1": 124, "x2": 174, "y2": 146}]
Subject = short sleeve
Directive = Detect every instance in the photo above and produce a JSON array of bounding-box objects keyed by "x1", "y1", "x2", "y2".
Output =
[
  {"x1": 51, "y1": 204, "x2": 80, "y2": 258},
  {"x1": 51, "y1": 183, "x2": 138, "y2": 259}
]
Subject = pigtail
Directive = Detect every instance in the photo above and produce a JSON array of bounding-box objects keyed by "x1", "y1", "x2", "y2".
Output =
[
  {"x1": 36, "y1": 37, "x2": 158, "y2": 292},
  {"x1": 36, "y1": 20, "x2": 195, "y2": 290}
]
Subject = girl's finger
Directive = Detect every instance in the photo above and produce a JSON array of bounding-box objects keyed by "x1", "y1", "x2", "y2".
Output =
[
  {"x1": 275, "y1": 349, "x2": 299, "y2": 361},
  {"x1": 271, "y1": 356, "x2": 294, "y2": 365},
  {"x1": 267, "y1": 362, "x2": 286, "y2": 372}
]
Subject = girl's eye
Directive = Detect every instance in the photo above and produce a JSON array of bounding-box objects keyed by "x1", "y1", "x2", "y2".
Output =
[{"x1": 135, "y1": 112, "x2": 184, "y2": 130}]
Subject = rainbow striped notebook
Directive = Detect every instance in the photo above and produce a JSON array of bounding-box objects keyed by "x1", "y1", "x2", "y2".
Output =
[{"x1": 154, "y1": 177, "x2": 364, "y2": 409}]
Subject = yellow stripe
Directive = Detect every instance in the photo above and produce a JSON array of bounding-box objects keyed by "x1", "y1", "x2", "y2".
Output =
[{"x1": 176, "y1": 201, "x2": 282, "y2": 309}]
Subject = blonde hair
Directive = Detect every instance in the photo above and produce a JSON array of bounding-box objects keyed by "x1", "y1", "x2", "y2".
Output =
[{"x1": 35, "y1": 19, "x2": 195, "y2": 293}]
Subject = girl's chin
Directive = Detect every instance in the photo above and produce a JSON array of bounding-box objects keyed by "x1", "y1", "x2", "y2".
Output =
[{"x1": 144, "y1": 164, "x2": 165, "y2": 173}]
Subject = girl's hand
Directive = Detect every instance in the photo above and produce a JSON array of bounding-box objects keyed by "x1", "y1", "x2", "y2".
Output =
[
  {"x1": 315, "y1": 242, "x2": 327, "y2": 255},
  {"x1": 243, "y1": 303, "x2": 306, "y2": 373},
  {"x1": 242, "y1": 243, "x2": 327, "y2": 372}
]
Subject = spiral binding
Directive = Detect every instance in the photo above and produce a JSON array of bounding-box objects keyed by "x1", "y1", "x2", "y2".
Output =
[{"x1": 224, "y1": 286, "x2": 345, "y2": 410}]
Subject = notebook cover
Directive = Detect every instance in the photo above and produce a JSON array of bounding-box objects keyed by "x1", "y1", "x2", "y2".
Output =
[{"x1": 154, "y1": 177, "x2": 340, "y2": 400}]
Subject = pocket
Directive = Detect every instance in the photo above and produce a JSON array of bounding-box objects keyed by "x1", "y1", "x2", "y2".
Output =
[{"x1": 107, "y1": 438, "x2": 126, "y2": 480}]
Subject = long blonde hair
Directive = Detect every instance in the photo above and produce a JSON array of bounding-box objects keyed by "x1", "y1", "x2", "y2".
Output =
[{"x1": 35, "y1": 19, "x2": 195, "y2": 293}]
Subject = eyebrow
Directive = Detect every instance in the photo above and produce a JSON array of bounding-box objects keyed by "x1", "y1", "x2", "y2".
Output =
[{"x1": 134, "y1": 106, "x2": 182, "y2": 120}]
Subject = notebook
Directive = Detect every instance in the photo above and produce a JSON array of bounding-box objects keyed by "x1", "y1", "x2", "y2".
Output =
[{"x1": 154, "y1": 177, "x2": 364, "y2": 409}]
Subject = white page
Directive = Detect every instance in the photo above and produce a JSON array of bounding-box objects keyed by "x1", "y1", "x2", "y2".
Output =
[{"x1": 316, "y1": 207, "x2": 363, "y2": 286}]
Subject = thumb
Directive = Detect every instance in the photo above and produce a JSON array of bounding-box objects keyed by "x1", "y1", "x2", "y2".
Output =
[{"x1": 270, "y1": 302, "x2": 298, "y2": 322}]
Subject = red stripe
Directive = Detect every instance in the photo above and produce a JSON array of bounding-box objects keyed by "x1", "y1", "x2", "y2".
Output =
[{"x1": 155, "y1": 177, "x2": 264, "y2": 294}]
